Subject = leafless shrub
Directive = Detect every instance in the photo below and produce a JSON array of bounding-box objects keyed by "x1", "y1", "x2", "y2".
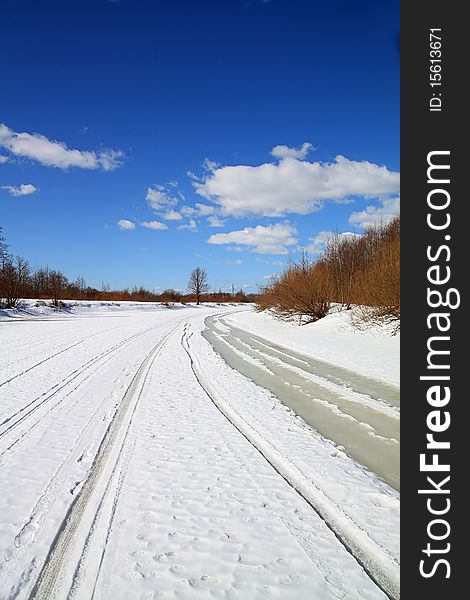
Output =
[
  {"x1": 256, "y1": 218, "x2": 400, "y2": 328},
  {"x1": 257, "y1": 254, "x2": 330, "y2": 324},
  {"x1": 350, "y1": 218, "x2": 400, "y2": 328}
]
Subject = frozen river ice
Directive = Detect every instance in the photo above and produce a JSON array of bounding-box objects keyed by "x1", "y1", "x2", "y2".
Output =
[{"x1": 203, "y1": 314, "x2": 400, "y2": 491}]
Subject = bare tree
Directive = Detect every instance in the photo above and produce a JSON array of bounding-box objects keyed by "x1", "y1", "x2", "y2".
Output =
[
  {"x1": 0, "y1": 256, "x2": 30, "y2": 308},
  {"x1": 188, "y1": 267, "x2": 209, "y2": 305},
  {"x1": 49, "y1": 270, "x2": 68, "y2": 307},
  {"x1": 75, "y1": 275, "x2": 87, "y2": 299},
  {"x1": 32, "y1": 267, "x2": 50, "y2": 298}
]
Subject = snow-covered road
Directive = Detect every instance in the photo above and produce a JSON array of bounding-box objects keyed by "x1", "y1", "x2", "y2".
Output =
[{"x1": 0, "y1": 306, "x2": 398, "y2": 599}]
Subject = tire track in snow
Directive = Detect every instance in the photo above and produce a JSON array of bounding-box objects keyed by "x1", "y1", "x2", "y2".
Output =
[
  {"x1": 1, "y1": 323, "x2": 173, "y2": 569},
  {"x1": 182, "y1": 323, "x2": 399, "y2": 600},
  {"x1": 0, "y1": 321, "x2": 169, "y2": 455},
  {"x1": 26, "y1": 319, "x2": 183, "y2": 600},
  {"x1": 0, "y1": 323, "x2": 126, "y2": 390}
]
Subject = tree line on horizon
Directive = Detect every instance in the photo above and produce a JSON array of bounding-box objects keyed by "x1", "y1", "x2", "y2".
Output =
[
  {"x1": 1, "y1": 220, "x2": 400, "y2": 326},
  {"x1": 256, "y1": 217, "x2": 400, "y2": 328},
  {"x1": 0, "y1": 229, "x2": 256, "y2": 308}
]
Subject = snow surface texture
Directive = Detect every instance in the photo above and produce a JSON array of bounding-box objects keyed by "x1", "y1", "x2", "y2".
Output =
[{"x1": 0, "y1": 302, "x2": 398, "y2": 599}]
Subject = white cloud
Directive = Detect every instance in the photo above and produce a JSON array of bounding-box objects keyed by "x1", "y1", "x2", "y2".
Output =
[
  {"x1": 256, "y1": 258, "x2": 285, "y2": 266},
  {"x1": 263, "y1": 272, "x2": 279, "y2": 280},
  {"x1": 196, "y1": 203, "x2": 216, "y2": 216},
  {"x1": 271, "y1": 142, "x2": 314, "y2": 160},
  {"x1": 203, "y1": 158, "x2": 220, "y2": 171},
  {"x1": 0, "y1": 155, "x2": 9, "y2": 164},
  {"x1": 194, "y1": 154, "x2": 400, "y2": 217},
  {"x1": 146, "y1": 185, "x2": 179, "y2": 211},
  {"x1": 348, "y1": 197, "x2": 400, "y2": 229},
  {"x1": 0, "y1": 123, "x2": 124, "y2": 171},
  {"x1": 1, "y1": 183, "x2": 37, "y2": 197},
  {"x1": 178, "y1": 219, "x2": 198, "y2": 232},
  {"x1": 98, "y1": 149, "x2": 125, "y2": 171},
  {"x1": 207, "y1": 215, "x2": 225, "y2": 228},
  {"x1": 186, "y1": 169, "x2": 199, "y2": 182},
  {"x1": 141, "y1": 220, "x2": 168, "y2": 230},
  {"x1": 217, "y1": 258, "x2": 243, "y2": 265},
  {"x1": 208, "y1": 223, "x2": 298, "y2": 255},
  {"x1": 162, "y1": 209, "x2": 183, "y2": 221},
  {"x1": 180, "y1": 205, "x2": 194, "y2": 216},
  {"x1": 181, "y1": 203, "x2": 215, "y2": 217},
  {"x1": 304, "y1": 231, "x2": 362, "y2": 254},
  {"x1": 117, "y1": 219, "x2": 135, "y2": 230}
]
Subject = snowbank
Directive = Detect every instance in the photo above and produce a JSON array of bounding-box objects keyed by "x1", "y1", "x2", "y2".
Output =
[{"x1": 0, "y1": 299, "x2": 240, "y2": 321}]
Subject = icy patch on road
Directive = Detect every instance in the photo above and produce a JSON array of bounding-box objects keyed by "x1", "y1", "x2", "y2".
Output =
[{"x1": 225, "y1": 307, "x2": 399, "y2": 387}]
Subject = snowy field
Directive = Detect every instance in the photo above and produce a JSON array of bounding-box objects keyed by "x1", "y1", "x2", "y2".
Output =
[{"x1": 0, "y1": 302, "x2": 399, "y2": 599}]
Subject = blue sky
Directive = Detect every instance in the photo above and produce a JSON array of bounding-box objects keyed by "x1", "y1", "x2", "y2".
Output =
[{"x1": 0, "y1": 0, "x2": 399, "y2": 293}]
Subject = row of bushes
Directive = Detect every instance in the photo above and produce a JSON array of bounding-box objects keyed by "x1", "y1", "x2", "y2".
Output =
[
  {"x1": 0, "y1": 229, "x2": 256, "y2": 308},
  {"x1": 0, "y1": 264, "x2": 256, "y2": 309},
  {"x1": 257, "y1": 218, "x2": 400, "y2": 327}
]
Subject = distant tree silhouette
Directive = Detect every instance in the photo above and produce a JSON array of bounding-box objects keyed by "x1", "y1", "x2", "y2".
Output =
[
  {"x1": 161, "y1": 288, "x2": 182, "y2": 302},
  {"x1": 75, "y1": 276, "x2": 87, "y2": 298},
  {"x1": 0, "y1": 229, "x2": 254, "y2": 308},
  {"x1": 188, "y1": 267, "x2": 209, "y2": 305},
  {"x1": 49, "y1": 270, "x2": 68, "y2": 307},
  {"x1": 0, "y1": 256, "x2": 30, "y2": 308}
]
